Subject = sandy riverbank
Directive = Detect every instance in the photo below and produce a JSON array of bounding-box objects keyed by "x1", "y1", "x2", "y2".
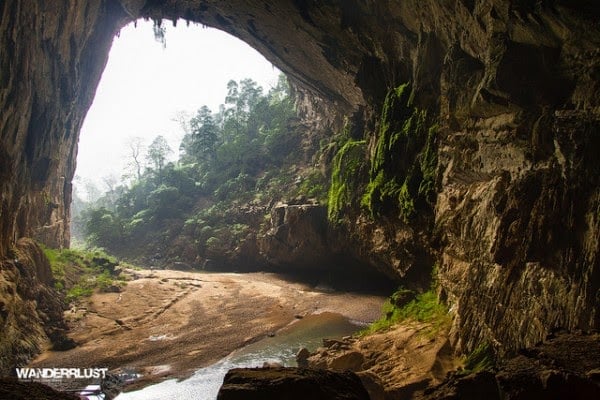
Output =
[{"x1": 29, "y1": 268, "x2": 387, "y2": 390}]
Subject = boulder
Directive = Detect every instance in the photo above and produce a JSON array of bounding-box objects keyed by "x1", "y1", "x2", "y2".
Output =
[
  {"x1": 329, "y1": 351, "x2": 365, "y2": 372},
  {"x1": 258, "y1": 204, "x2": 331, "y2": 270},
  {"x1": 357, "y1": 371, "x2": 386, "y2": 400},
  {"x1": 296, "y1": 347, "x2": 310, "y2": 368},
  {"x1": 217, "y1": 367, "x2": 370, "y2": 400},
  {"x1": 261, "y1": 361, "x2": 283, "y2": 368}
]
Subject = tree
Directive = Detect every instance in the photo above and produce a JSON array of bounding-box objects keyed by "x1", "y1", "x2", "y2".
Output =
[
  {"x1": 99, "y1": 174, "x2": 120, "y2": 210},
  {"x1": 126, "y1": 136, "x2": 146, "y2": 181},
  {"x1": 260, "y1": 75, "x2": 296, "y2": 160},
  {"x1": 84, "y1": 207, "x2": 123, "y2": 249},
  {"x1": 225, "y1": 80, "x2": 240, "y2": 111},
  {"x1": 75, "y1": 73, "x2": 299, "y2": 259},
  {"x1": 146, "y1": 135, "x2": 172, "y2": 175},
  {"x1": 148, "y1": 184, "x2": 180, "y2": 219},
  {"x1": 269, "y1": 73, "x2": 291, "y2": 103},
  {"x1": 102, "y1": 174, "x2": 118, "y2": 193},
  {"x1": 239, "y1": 78, "x2": 263, "y2": 111},
  {"x1": 224, "y1": 78, "x2": 263, "y2": 124},
  {"x1": 189, "y1": 106, "x2": 219, "y2": 163},
  {"x1": 82, "y1": 178, "x2": 101, "y2": 203}
]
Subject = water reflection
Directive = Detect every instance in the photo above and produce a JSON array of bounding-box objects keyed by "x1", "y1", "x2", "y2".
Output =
[{"x1": 116, "y1": 312, "x2": 360, "y2": 400}]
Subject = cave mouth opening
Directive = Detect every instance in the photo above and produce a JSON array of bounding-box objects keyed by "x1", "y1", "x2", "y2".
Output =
[
  {"x1": 75, "y1": 18, "x2": 281, "y2": 204},
  {"x1": 71, "y1": 18, "x2": 283, "y2": 249}
]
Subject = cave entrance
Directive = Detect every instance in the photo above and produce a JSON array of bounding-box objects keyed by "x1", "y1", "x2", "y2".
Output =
[
  {"x1": 71, "y1": 18, "x2": 393, "y2": 294},
  {"x1": 75, "y1": 19, "x2": 280, "y2": 202},
  {"x1": 72, "y1": 19, "x2": 281, "y2": 250}
]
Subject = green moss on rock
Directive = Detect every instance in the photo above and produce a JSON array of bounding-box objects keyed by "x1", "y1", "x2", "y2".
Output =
[
  {"x1": 327, "y1": 139, "x2": 366, "y2": 222},
  {"x1": 362, "y1": 83, "x2": 438, "y2": 221},
  {"x1": 418, "y1": 125, "x2": 438, "y2": 203}
]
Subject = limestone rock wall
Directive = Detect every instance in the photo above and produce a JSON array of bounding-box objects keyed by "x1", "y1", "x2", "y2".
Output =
[
  {"x1": 259, "y1": 204, "x2": 331, "y2": 269},
  {"x1": 0, "y1": 0, "x2": 127, "y2": 372},
  {"x1": 0, "y1": 1, "x2": 127, "y2": 256},
  {"x1": 437, "y1": 109, "x2": 599, "y2": 354},
  {"x1": 0, "y1": 239, "x2": 68, "y2": 375}
]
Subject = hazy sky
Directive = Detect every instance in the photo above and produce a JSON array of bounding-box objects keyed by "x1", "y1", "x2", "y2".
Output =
[{"x1": 76, "y1": 20, "x2": 280, "y2": 197}]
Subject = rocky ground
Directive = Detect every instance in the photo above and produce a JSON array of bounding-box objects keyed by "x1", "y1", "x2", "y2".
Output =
[
  {"x1": 301, "y1": 322, "x2": 459, "y2": 400},
  {"x1": 27, "y1": 268, "x2": 386, "y2": 392},
  {"x1": 0, "y1": 378, "x2": 78, "y2": 400},
  {"x1": 419, "y1": 331, "x2": 600, "y2": 400},
  {"x1": 220, "y1": 325, "x2": 600, "y2": 400}
]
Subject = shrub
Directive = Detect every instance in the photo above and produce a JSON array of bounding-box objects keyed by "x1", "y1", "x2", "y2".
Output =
[
  {"x1": 66, "y1": 284, "x2": 93, "y2": 303},
  {"x1": 205, "y1": 237, "x2": 222, "y2": 253},
  {"x1": 43, "y1": 246, "x2": 126, "y2": 304},
  {"x1": 362, "y1": 289, "x2": 450, "y2": 335}
]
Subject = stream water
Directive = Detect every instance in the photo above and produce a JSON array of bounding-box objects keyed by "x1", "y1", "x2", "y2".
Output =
[{"x1": 116, "y1": 312, "x2": 364, "y2": 400}]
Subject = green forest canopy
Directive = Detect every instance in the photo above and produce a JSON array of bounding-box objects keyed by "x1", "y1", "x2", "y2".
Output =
[{"x1": 74, "y1": 74, "x2": 303, "y2": 258}]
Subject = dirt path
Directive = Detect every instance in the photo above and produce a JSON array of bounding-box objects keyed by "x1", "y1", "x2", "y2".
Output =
[{"x1": 30, "y1": 269, "x2": 386, "y2": 387}]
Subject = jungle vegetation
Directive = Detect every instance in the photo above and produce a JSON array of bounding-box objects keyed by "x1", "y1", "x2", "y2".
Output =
[{"x1": 73, "y1": 75, "x2": 310, "y2": 263}]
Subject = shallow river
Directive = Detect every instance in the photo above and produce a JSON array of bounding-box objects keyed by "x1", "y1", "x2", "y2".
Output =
[{"x1": 116, "y1": 312, "x2": 364, "y2": 400}]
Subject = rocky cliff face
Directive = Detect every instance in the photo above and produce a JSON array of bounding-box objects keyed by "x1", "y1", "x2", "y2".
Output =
[
  {"x1": 437, "y1": 109, "x2": 600, "y2": 354},
  {"x1": 0, "y1": 239, "x2": 69, "y2": 375},
  {"x1": 0, "y1": 1, "x2": 128, "y2": 256},
  {"x1": 260, "y1": 204, "x2": 331, "y2": 269},
  {"x1": 0, "y1": 0, "x2": 598, "y2": 370},
  {"x1": 0, "y1": 0, "x2": 128, "y2": 372}
]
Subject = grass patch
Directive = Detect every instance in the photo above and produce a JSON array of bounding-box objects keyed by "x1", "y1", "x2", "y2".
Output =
[
  {"x1": 66, "y1": 284, "x2": 94, "y2": 303},
  {"x1": 361, "y1": 289, "x2": 450, "y2": 336},
  {"x1": 42, "y1": 246, "x2": 127, "y2": 304},
  {"x1": 460, "y1": 342, "x2": 496, "y2": 374}
]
